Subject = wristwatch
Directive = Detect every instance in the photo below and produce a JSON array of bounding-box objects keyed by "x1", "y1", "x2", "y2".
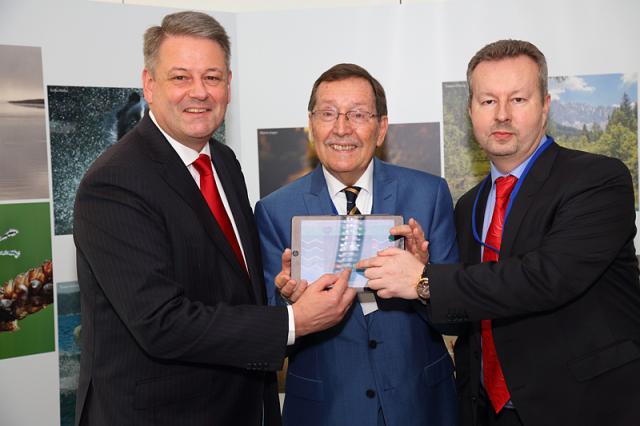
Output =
[{"x1": 416, "y1": 264, "x2": 430, "y2": 301}]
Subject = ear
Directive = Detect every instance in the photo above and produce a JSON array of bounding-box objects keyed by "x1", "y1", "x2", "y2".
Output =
[
  {"x1": 226, "y1": 69, "x2": 232, "y2": 104},
  {"x1": 375, "y1": 115, "x2": 389, "y2": 147},
  {"x1": 542, "y1": 93, "x2": 551, "y2": 117},
  {"x1": 307, "y1": 114, "x2": 315, "y2": 146},
  {"x1": 142, "y1": 69, "x2": 154, "y2": 105}
]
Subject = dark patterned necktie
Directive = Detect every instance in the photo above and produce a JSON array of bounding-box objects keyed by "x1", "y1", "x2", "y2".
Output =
[
  {"x1": 344, "y1": 186, "x2": 361, "y2": 215},
  {"x1": 482, "y1": 174, "x2": 517, "y2": 413}
]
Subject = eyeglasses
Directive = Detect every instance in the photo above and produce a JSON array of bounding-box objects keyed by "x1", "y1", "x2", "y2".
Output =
[{"x1": 310, "y1": 110, "x2": 378, "y2": 125}]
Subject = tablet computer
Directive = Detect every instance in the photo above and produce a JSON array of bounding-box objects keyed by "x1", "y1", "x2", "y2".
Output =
[{"x1": 291, "y1": 215, "x2": 404, "y2": 290}]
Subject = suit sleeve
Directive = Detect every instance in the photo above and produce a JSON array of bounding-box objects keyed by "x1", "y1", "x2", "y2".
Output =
[
  {"x1": 74, "y1": 164, "x2": 288, "y2": 370},
  {"x1": 419, "y1": 177, "x2": 463, "y2": 335},
  {"x1": 429, "y1": 158, "x2": 636, "y2": 322},
  {"x1": 254, "y1": 200, "x2": 288, "y2": 307},
  {"x1": 425, "y1": 177, "x2": 460, "y2": 264}
]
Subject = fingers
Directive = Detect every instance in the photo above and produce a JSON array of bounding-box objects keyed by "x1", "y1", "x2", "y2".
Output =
[
  {"x1": 289, "y1": 279, "x2": 308, "y2": 303},
  {"x1": 310, "y1": 272, "x2": 342, "y2": 291},
  {"x1": 330, "y1": 268, "x2": 352, "y2": 293},
  {"x1": 411, "y1": 221, "x2": 426, "y2": 244},
  {"x1": 355, "y1": 257, "x2": 373, "y2": 269},
  {"x1": 377, "y1": 247, "x2": 405, "y2": 257},
  {"x1": 279, "y1": 278, "x2": 297, "y2": 298},
  {"x1": 408, "y1": 217, "x2": 424, "y2": 234},
  {"x1": 389, "y1": 224, "x2": 412, "y2": 238}
]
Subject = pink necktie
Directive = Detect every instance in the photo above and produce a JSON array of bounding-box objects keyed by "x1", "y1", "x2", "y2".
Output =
[
  {"x1": 192, "y1": 154, "x2": 247, "y2": 274},
  {"x1": 481, "y1": 174, "x2": 517, "y2": 413}
]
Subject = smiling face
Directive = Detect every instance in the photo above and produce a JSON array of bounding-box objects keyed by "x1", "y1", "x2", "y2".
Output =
[
  {"x1": 469, "y1": 55, "x2": 550, "y2": 173},
  {"x1": 309, "y1": 77, "x2": 388, "y2": 186},
  {"x1": 143, "y1": 35, "x2": 231, "y2": 151}
]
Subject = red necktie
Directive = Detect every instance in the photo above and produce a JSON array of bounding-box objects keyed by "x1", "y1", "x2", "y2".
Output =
[
  {"x1": 192, "y1": 154, "x2": 248, "y2": 274},
  {"x1": 481, "y1": 174, "x2": 517, "y2": 413}
]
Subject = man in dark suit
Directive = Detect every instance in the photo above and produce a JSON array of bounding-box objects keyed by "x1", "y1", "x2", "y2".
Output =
[
  {"x1": 73, "y1": 11, "x2": 355, "y2": 426},
  {"x1": 358, "y1": 40, "x2": 640, "y2": 426},
  {"x1": 255, "y1": 64, "x2": 459, "y2": 426}
]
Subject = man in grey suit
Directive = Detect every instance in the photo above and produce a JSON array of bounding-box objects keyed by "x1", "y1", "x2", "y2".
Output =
[{"x1": 73, "y1": 11, "x2": 355, "y2": 426}]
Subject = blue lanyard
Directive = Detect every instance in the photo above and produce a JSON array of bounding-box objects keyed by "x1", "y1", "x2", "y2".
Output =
[{"x1": 471, "y1": 137, "x2": 554, "y2": 255}]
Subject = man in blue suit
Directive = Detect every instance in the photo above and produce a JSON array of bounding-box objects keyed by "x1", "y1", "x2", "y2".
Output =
[{"x1": 255, "y1": 63, "x2": 458, "y2": 426}]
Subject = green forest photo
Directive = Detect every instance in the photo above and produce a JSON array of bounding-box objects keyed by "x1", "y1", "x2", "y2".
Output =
[{"x1": 443, "y1": 73, "x2": 638, "y2": 206}]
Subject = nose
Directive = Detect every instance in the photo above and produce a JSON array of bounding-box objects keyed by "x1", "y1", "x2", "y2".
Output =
[
  {"x1": 189, "y1": 78, "x2": 208, "y2": 100},
  {"x1": 332, "y1": 113, "x2": 353, "y2": 136},
  {"x1": 495, "y1": 101, "x2": 511, "y2": 123}
]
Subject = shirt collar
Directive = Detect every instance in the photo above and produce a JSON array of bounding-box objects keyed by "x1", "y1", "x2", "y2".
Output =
[
  {"x1": 490, "y1": 135, "x2": 548, "y2": 183},
  {"x1": 149, "y1": 110, "x2": 211, "y2": 166},
  {"x1": 322, "y1": 159, "x2": 374, "y2": 197}
]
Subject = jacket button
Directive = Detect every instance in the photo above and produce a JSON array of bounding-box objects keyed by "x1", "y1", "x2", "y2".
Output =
[
  {"x1": 366, "y1": 389, "x2": 376, "y2": 398},
  {"x1": 369, "y1": 340, "x2": 377, "y2": 349}
]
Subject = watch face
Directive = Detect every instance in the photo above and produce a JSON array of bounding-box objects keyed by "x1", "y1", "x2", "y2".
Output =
[{"x1": 417, "y1": 280, "x2": 430, "y2": 300}]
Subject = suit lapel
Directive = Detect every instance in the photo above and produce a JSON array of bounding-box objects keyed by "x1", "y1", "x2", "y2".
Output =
[
  {"x1": 371, "y1": 159, "x2": 397, "y2": 215},
  {"x1": 137, "y1": 115, "x2": 249, "y2": 283},
  {"x1": 303, "y1": 165, "x2": 337, "y2": 215},
  {"x1": 368, "y1": 160, "x2": 400, "y2": 322},
  {"x1": 209, "y1": 141, "x2": 259, "y2": 293},
  {"x1": 501, "y1": 142, "x2": 559, "y2": 256},
  {"x1": 471, "y1": 180, "x2": 491, "y2": 263}
]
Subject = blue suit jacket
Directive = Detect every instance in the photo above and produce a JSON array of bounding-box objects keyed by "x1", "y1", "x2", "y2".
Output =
[{"x1": 255, "y1": 159, "x2": 459, "y2": 426}]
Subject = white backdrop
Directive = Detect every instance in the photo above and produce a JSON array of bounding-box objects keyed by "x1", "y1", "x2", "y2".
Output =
[{"x1": 0, "y1": 0, "x2": 638, "y2": 424}]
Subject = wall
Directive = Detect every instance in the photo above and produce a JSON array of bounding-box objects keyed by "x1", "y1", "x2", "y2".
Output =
[{"x1": 0, "y1": 0, "x2": 638, "y2": 424}]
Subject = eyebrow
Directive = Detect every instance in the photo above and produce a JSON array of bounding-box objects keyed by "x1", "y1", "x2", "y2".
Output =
[
  {"x1": 167, "y1": 67, "x2": 225, "y2": 73},
  {"x1": 316, "y1": 100, "x2": 372, "y2": 108}
]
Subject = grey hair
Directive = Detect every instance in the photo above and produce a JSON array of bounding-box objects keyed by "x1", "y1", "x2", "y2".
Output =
[{"x1": 143, "y1": 11, "x2": 230, "y2": 74}]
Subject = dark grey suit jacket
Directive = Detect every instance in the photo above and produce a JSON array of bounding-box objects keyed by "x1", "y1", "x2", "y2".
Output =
[
  {"x1": 74, "y1": 113, "x2": 287, "y2": 426},
  {"x1": 429, "y1": 141, "x2": 640, "y2": 426}
]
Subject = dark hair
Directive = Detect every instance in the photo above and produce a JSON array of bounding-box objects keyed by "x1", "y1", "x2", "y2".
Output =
[
  {"x1": 467, "y1": 39, "x2": 548, "y2": 104},
  {"x1": 308, "y1": 63, "x2": 387, "y2": 119},
  {"x1": 144, "y1": 11, "x2": 230, "y2": 74}
]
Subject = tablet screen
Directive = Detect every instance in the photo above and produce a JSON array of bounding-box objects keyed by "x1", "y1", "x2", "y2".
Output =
[{"x1": 291, "y1": 215, "x2": 403, "y2": 289}]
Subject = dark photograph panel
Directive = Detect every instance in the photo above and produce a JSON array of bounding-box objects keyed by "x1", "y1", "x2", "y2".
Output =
[{"x1": 48, "y1": 85, "x2": 146, "y2": 235}]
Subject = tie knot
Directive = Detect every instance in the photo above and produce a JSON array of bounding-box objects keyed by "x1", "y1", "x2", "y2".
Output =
[
  {"x1": 192, "y1": 154, "x2": 213, "y2": 177},
  {"x1": 343, "y1": 186, "x2": 361, "y2": 215},
  {"x1": 343, "y1": 186, "x2": 361, "y2": 202},
  {"x1": 495, "y1": 175, "x2": 517, "y2": 199}
]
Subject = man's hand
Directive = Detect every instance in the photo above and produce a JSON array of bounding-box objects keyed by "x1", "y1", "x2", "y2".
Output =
[
  {"x1": 389, "y1": 218, "x2": 429, "y2": 264},
  {"x1": 292, "y1": 269, "x2": 357, "y2": 337},
  {"x1": 356, "y1": 247, "x2": 424, "y2": 299},
  {"x1": 275, "y1": 248, "x2": 307, "y2": 303}
]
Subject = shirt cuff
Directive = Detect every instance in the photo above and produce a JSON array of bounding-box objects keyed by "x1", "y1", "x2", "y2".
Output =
[{"x1": 286, "y1": 305, "x2": 296, "y2": 346}]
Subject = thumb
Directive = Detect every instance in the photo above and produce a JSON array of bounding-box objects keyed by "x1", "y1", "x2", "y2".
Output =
[{"x1": 281, "y1": 248, "x2": 292, "y2": 274}]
